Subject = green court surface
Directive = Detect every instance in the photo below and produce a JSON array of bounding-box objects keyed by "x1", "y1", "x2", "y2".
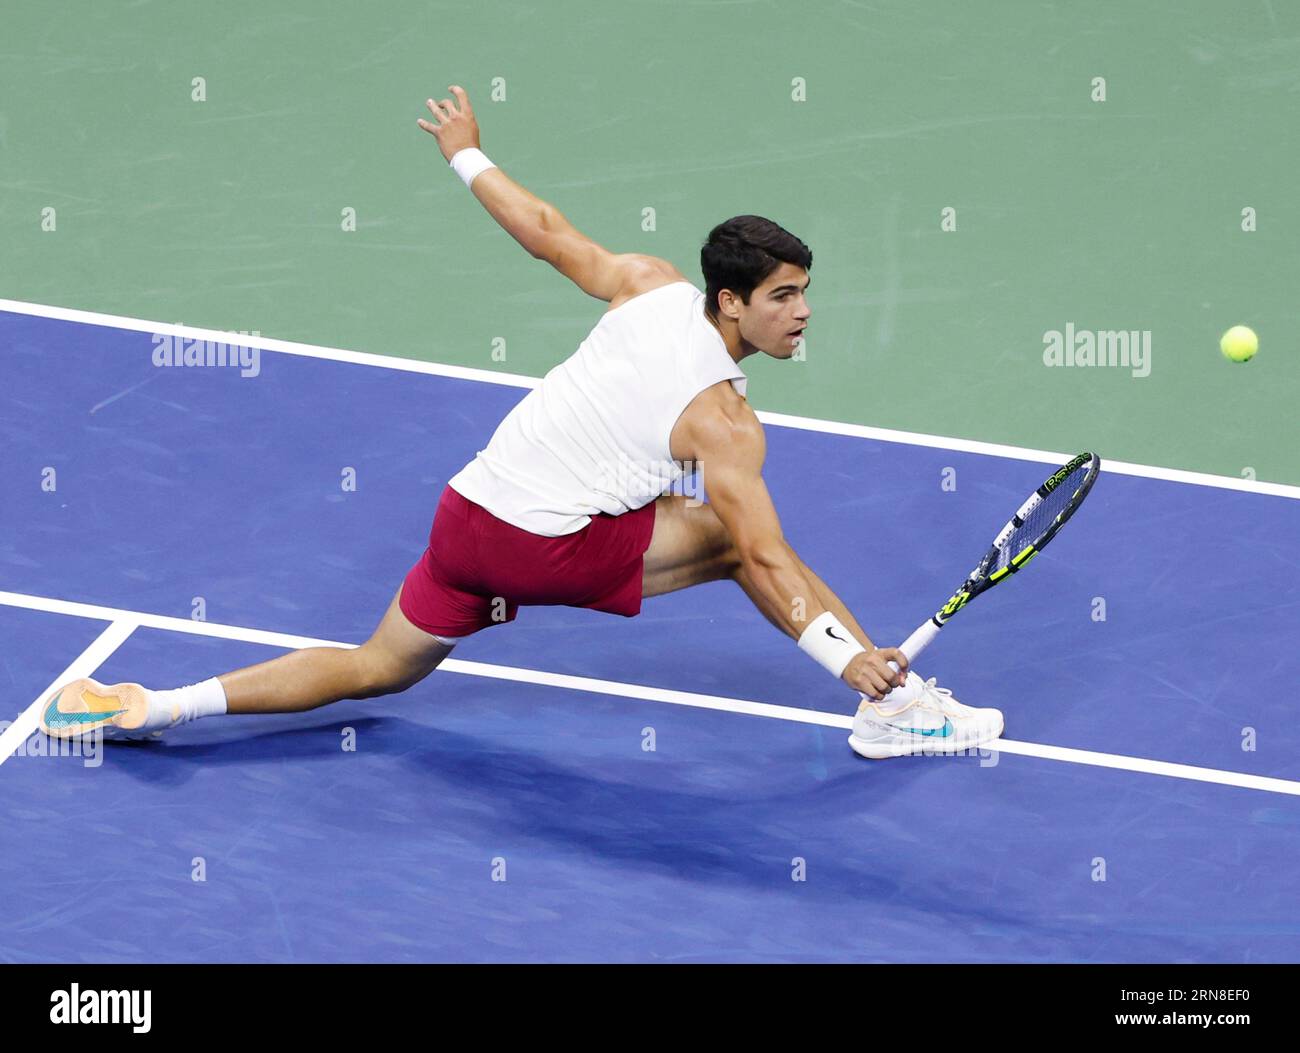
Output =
[{"x1": 1, "y1": 0, "x2": 1295, "y2": 483}]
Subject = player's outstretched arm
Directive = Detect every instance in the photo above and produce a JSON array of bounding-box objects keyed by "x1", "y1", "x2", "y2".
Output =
[
  {"x1": 686, "y1": 394, "x2": 909, "y2": 699},
  {"x1": 418, "y1": 85, "x2": 665, "y2": 302}
]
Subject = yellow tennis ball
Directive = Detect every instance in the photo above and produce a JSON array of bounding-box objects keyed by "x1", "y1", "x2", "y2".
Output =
[{"x1": 1220, "y1": 325, "x2": 1258, "y2": 363}]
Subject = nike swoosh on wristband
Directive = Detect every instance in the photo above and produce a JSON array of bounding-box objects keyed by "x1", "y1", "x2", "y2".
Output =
[{"x1": 825, "y1": 626, "x2": 850, "y2": 643}]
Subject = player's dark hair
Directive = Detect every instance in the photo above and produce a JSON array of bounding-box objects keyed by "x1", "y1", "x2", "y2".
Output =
[{"x1": 700, "y1": 215, "x2": 812, "y2": 321}]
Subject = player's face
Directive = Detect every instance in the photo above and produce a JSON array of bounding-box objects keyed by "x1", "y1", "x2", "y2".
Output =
[{"x1": 739, "y1": 263, "x2": 812, "y2": 360}]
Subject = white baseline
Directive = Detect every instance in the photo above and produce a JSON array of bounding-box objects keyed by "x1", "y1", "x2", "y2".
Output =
[
  {"x1": 1, "y1": 589, "x2": 1297, "y2": 798},
  {"x1": 1, "y1": 296, "x2": 1296, "y2": 500}
]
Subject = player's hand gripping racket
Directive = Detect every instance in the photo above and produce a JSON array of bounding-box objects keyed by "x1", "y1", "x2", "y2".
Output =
[{"x1": 888, "y1": 452, "x2": 1101, "y2": 674}]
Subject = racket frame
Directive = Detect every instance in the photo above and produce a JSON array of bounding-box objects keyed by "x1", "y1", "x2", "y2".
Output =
[{"x1": 896, "y1": 452, "x2": 1100, "y2": 664}]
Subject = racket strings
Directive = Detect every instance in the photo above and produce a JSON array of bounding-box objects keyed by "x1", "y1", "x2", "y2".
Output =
[{"x1": 994, "y1": 466, "x2": 1088, "y2": 570}]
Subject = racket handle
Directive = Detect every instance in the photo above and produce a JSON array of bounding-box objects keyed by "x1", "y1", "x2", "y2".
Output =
[{"x1": 886, "y1": 619, "x2": 942, "y2": 673}]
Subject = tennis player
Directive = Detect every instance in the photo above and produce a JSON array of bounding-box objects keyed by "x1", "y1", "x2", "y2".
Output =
[{"x1": 42, "y1": 86, "x2": 1002, "y2": 760}]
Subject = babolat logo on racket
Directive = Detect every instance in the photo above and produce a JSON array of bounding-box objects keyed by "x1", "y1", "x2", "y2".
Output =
[{"x1": 1041, "y1": 454, "x2": 1088, "y2": 494}]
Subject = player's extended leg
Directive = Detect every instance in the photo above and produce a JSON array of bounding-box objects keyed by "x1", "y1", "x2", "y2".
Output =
[
  {"x1": 640, "y1": 495, "x2": 743, "y2": 597},
  {"x1": 221, "y1": 587, "x2": 454, "y2": 714},
  {"x1": 40, "y1": 587, "x2": 454, "y2": 740}
]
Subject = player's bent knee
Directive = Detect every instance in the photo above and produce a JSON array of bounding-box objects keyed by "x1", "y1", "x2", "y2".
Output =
[
  {"x1": 720, "y1": 541, "x2": 743, "y2": 580},
  {"x1": 351, "y1": 647, "x2": 429, "y2": 699},
  {"x1": 710, "y1": 520, "x2": 742, "y2": 579},
  {"x1": 694, "y1": 503, "x2": 741, "y2": 578}
]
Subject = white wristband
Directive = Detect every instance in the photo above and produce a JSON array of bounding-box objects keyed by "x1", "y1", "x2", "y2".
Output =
[
  {"x1": 449, "y1": 147, "x2": 497, "y2": 188},
  {"x1": 797, "y1": 612, "x2": 867, "y2": 680}
]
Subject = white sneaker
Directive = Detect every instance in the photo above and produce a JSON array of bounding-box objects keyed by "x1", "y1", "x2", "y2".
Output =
[{"x1": 847, "y1": 677, "x2": 1003, "y2": 760}]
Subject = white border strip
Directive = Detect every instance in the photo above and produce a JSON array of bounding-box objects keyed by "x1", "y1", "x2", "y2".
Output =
[
  {"x1": 756, "y1": 411, "x2": 1300, "y2": 499},
  {"x1": 986, "y1": 738, "x2": 1300, "y2": 797},
  {"x1": 0, "y1": 297, "x2": 541, "y2": 390},
  {"x1": 3, "y1": 589, "x2": 1298, "y2": 797},
  {"x1": 3, "y1": 296, "x2": 1297, "y2": 500},
  {"x1": 0, "y1": 618, "x2": 138, "y2": 766}
]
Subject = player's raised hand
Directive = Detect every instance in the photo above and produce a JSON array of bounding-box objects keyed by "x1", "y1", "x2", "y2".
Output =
[
  {"x1": 417, "y1": 86, "x2": 480, "y2": 162},
  {"x1": 842, "y1": 647, "x2": 909, "y2": 701}
]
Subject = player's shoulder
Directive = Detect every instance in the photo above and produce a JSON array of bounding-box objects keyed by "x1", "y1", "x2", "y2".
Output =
[
  {"x1": 606, "y1": 255, "x2": 691, "y2": 311},
  {"x1": 672, "y1": 380, "x2": 763, "y2": 462}
]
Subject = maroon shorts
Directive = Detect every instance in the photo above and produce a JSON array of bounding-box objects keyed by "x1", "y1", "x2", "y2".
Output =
[{"x1": 400, "y1": 484, "x2": 658, "y2": 638}]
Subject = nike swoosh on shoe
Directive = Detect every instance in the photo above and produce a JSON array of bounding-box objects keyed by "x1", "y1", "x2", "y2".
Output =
[
  {"x1": 42, "y1": 682, "x2": 130, "y2": 735},
  {"x1": 894, "y1": 719, "x2": 954, "y2": 738}
]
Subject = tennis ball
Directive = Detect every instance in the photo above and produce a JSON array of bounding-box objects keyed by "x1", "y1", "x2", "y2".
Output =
[{"x1": 1220, "y1": 325, "x2": 1258, "y2": 363}]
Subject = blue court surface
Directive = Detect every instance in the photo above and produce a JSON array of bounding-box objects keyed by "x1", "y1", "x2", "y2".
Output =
[{"x1": 3, "y1": 305, "x2": 1299, "y2": 963}]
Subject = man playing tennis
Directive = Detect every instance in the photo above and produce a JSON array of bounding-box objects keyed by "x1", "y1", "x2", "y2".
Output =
[{"x1": 42, "y1": 86, "x2": 1003, "y2": 760}]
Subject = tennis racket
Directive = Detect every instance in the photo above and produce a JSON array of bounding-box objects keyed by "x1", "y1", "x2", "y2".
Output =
[{"x1": 889, "y1": 451, "x2": 1101, "y2": 670}]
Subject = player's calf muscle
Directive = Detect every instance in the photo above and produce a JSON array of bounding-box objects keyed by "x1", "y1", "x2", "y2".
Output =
[
  {"x1": 222, "y1": 647, "x2": 371, "y2": 714},
  {"x1": 221, "y1": 642, "x2": 429, "y2": 714}
]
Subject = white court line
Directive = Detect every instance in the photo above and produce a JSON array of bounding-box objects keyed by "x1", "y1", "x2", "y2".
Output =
[
  {"x1": 0, "y1": 619, "x2": 138, "y2": 766},
  {"x1": 3, "y1": 589, "x2": 1298, "y2": 797},
  {"x1": 3, "y1": 296, "x2": 1298, "y2": 501},
  {"x1": 0, "y1": 297, "x2": 539, "y2": 389}
]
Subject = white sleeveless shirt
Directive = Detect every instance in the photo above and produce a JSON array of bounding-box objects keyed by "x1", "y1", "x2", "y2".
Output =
[{"x1": 448, "y1": 281, "x2": 748, "y2": 536}]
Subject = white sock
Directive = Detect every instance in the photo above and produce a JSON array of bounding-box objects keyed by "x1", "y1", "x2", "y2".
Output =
[{"x1": 144, "y1": 677, "x2": 229, "y2": 729}]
